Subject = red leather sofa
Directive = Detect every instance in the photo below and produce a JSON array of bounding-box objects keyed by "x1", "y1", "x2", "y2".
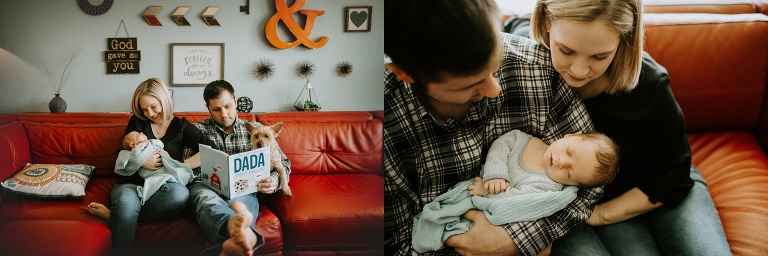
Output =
[
  {"x1": 642, "y1": 2, "x2": 768, "y2": 255},
  {"x1": 0, "y1": 111, "x2": 383, "y2": 256}
]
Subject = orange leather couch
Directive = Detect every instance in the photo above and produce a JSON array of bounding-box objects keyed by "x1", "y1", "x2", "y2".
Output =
[
  {"x1": 644, "y1": 2, "x2": 768, "y2": 255},
  {"x1": 0, "y1": 111, "x2": 383, "y2": 256}
]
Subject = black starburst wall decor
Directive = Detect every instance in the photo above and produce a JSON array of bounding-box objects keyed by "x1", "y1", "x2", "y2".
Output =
[
  {"x1": 253, "y1": 59, "x2": 275, "y2": 80},
  {"x1": 295, "y1": 60, "x2": 316, "y2": 79},
  {"x1": 336, "y1": 61, "x2": 353, "y2": 77}
]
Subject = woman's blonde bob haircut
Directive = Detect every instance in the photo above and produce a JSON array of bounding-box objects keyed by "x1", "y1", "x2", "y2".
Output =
[
  {"x1": 130, "y1": 78, "x2": 174, "y2": 122},
  {"x1": 530, "y1": 0, "x2": 643, "y2": 94}
]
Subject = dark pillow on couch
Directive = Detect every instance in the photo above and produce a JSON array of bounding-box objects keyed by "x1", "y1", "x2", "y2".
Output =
[{"x1": 1, "y1": 163, "x2": 94, "y2": 200}]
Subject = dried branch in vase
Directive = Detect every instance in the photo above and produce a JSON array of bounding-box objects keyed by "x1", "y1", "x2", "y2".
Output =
[{"x1": 39, "y1": 49, "x2": 82, "y2": 95}]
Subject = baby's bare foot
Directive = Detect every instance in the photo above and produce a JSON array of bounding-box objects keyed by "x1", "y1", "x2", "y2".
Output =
[
  {"x1": 86, "y1": 202, "x2": 110, "y2": 220},
  {"x1": 219, "y1": 202, "x2": 257, "y2": 256}
]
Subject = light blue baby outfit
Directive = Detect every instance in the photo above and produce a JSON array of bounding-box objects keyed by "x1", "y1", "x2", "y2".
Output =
[
  {"x1": 114, "y1": 139, "x2": 194, "y2": 205},
  {"x1": 412, "y1": 130, "x2": 578, "y2": 253}
]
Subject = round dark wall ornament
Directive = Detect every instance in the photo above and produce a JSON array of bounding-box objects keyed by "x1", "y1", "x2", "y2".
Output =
[
  {"x1": 295, "y1": 61, "x2": 316, "y2": 80},
  {"x1": 336, "y1": 61, "x2": 353, "y2": 77},
  {"x1": 253, "y1": 59, "x2": 276, "y2": 81},
  {"x1": 78, "y1": 0, "x2": 114, "y2": 16},
  {"x1": 237, "y1": 96, "x2": 254, "y2": 113}
]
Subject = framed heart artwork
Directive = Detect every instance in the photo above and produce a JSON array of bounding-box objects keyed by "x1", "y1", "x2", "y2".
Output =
[{"x1": 345, "y1": 6, "x2": 372, "y2": 32}]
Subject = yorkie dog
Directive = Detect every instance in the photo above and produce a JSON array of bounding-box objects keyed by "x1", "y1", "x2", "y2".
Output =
[{"x1": 245, "y1": 122, "x2": 291, "y2": 196}]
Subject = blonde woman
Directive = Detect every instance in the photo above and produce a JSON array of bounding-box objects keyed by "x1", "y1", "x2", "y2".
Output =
[
  {"x1": 508, "y1": 0, "x2": 730, "y2": 254},
  {"x1": 87, "y1": 78, "x2": 216, "y2": 256}
]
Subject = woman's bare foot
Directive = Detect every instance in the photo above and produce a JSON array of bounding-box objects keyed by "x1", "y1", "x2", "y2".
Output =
[
  {"x1": 86, "y1": 202, "x2": 110, "y2": 220},
  {"x1": 220, "y1": 202, "x2": 257, "y2": 256}
]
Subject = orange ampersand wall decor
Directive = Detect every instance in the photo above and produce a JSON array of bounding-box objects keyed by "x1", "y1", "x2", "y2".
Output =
[{"x1": 265, "y1": 0, "x2": 329, "y2": 49}]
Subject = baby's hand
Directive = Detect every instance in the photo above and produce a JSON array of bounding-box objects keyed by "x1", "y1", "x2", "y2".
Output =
[
  {"x1": 484, "y1": 178, "x2": 509, "y2": 194},
  {"x1": 467, "y1": 177, "x2": 487, "y2": 196}
]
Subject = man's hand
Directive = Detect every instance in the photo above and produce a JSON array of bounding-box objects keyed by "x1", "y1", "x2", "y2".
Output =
[
  {"x1": 484, "y1": 178, "x2": 509, "y2": 194},
  {"x1": 445, "y1": 210, "x2": 519, "y2": 255},
  {"x1": 258, "y1": 176, "x2": 279, "y2": 194},
  {"x1": 141, "y1": 150, "x2": 163, "y2": 170}
]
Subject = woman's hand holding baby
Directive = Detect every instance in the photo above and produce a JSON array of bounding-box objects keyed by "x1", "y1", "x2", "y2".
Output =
[{"x1": 141, "y1": 150, "x2": 163, "y2": 171}]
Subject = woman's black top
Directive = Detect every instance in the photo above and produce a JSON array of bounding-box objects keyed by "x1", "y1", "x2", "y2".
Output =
[
  {"x1": 584, "y1": 53, "x2": 694, "y2": 206},
  {"x1": 117, "y1": 115, "x2": 216, "y2": 185}
]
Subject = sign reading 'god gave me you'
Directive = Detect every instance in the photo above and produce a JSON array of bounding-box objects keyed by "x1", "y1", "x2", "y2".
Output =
[{"x1": 105, "y1": 38, "x2": 140, "y2": 74}]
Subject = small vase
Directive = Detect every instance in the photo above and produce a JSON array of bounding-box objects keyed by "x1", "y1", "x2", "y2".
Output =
[{"x1": 49, "y1": 94, "x2": 67, "y2": 113}]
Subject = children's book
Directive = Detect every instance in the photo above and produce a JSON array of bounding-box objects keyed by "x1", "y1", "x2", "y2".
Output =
[{"x1": 199, "y1": 144, "x2": 271, "y2": 199}]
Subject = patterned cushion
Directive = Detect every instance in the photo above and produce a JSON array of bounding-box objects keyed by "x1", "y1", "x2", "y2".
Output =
[{"x1": 1, "y1": 164, "x2": 94, "y2": 200}]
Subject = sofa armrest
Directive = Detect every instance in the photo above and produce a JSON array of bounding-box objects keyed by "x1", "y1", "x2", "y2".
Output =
[
  {"x1": 689, "y1": 132, "x2": 768, "y2": 255},
  {"x1": 0, "y1": 122, "x2": 31, "y2": 181}
]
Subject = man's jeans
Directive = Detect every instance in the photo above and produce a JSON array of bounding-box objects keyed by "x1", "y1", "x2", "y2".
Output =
[
  {"x1": 551, "y1": 167, "x2": 730, "y2": 256},
  {"x1": 109, "y1": 182, "x2": 189, "y2": 256}
]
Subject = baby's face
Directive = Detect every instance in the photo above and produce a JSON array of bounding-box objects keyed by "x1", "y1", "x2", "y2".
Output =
[
  {"x1": 543, "y1": 135, "x2": 599, "y2": 186},
  {"x1": 131, "y1": 132, "x2": 148, "y2": 145}
]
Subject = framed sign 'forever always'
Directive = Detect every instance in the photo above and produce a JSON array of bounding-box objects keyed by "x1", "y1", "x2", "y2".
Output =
[{"x1": 170, "y1": 43, "x2": 224, "y2": 86}]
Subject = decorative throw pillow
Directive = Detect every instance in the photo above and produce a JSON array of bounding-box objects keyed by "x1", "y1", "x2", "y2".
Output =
[{"x1": 1, "y1": 163, "x2": 95, "y2": 200}]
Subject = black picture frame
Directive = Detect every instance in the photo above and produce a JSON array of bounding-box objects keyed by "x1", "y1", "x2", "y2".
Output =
[{"x1": 345, "y1": 6, "x2": 372, "y2": 32}]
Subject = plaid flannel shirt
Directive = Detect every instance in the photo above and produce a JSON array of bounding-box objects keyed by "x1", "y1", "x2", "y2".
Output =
[
  {"x1": 384, "y1": 33, "x2": 601, "y2": 256},
  {"x1": 186, "y1": 118, "x2": 291, "y2": 187}
]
